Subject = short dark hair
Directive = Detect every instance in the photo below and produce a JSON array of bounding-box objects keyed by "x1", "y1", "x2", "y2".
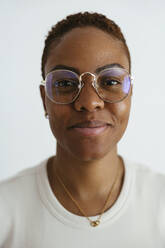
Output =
[{"x1": 41, "y1": 12, "x2": 131, "y2": 79}]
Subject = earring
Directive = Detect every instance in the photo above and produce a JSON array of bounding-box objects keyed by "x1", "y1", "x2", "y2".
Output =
[{"x1": 45, "y1": 112, "x2": 49, "y2": 119}]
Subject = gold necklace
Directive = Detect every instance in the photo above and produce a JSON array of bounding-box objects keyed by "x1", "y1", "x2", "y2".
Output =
[{"x1": 55, "y1": 164, "x2": 120, "y2": 227}]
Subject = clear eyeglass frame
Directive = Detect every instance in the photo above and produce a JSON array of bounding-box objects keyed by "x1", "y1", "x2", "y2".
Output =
[{"x1": 40, "y1": 67, "x2": 133, "y2": 105}]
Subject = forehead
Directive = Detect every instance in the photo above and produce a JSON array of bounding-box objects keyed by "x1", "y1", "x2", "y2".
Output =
[{"x1": 45, "y1": 27, "x2": 129, "y2": 75}]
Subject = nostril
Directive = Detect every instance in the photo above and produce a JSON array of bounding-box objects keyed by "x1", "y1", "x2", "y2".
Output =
[{"x1": 79, "y1": 106, "x2": 86, "y2": 112}]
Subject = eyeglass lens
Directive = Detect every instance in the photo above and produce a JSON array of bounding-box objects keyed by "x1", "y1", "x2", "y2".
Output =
[{"x1": 45, "y1": 68, "x2": 131, "y2": 104}]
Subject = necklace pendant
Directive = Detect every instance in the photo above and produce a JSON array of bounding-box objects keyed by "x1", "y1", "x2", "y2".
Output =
[{"x1": 90, "y1": 220, "x2": 100, "y2": 227}]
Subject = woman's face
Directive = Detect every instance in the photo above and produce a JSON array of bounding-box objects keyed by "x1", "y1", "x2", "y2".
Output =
[{"x1": 40, "y1": 27, "x2": 132, "y2": 161}]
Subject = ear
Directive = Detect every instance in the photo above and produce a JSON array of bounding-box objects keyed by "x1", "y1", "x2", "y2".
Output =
[{"x1": 39, "y1": 85, "x2": 47, "y2": 113}]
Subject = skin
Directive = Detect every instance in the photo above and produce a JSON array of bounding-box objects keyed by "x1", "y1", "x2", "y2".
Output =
[{"x1": 40, "y1": 27, "x2": 132, "y2": 216}]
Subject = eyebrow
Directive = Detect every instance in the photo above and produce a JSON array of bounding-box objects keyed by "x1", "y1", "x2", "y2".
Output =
[
  {"x1": 48, "y1": 63, "x2": 124, "y2": 75},
  {"x1": 95, "y1": 63, "x2": 124, "y2": 73}
]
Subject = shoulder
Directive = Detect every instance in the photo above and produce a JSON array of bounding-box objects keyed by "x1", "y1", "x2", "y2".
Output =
[
  {"x1": 124, "y1": 157, "x2": 165, "y2": 191},
  {"x1": 0, "y1": 164, "x2": 38, "y2": 197},
  {"x1": 123, "y1": 157, "x2": 165, "y2": 208},
  {"x1": 124, "y1": 157, "x2": 165, "y2": 240},
  {"x1": 0, "y1": 158, "x2": 48, "y2": 209},
  {"x1": 0, "y1": 158, "x2": 48, "y2": 246}
]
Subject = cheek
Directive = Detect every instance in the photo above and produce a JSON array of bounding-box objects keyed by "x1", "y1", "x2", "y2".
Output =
[
  {"x1": 113, "y1": 97, "x2": 131, "y2": 128},
  {"x1": 117, "y1": 101, "x2": 130, "y2": 119},
  {"x1": 106, "y1": 96, "x2": 131, "y2": 135},
  {"x1": 46, "y1": 98, "x2": 69, "y2": 139}
]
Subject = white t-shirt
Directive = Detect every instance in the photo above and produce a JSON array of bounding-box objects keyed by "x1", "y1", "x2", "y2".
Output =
[{"x1": 0, "y1": 156, "x2": 165, "y2": 248}]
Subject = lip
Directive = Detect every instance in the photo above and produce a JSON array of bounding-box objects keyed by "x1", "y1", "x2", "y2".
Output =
[
  {"x1": 68, "y1": 120, "x2": 112, "y2": 136},
  {"x1": 70, "y1": 120, "x2": 111, "y2": 128}
]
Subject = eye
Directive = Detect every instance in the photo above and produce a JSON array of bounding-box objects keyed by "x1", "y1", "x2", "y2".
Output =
[
  {"x1": 54, "y1": 80, "x2": 77, "y2": 87},
  {"x1": 101, "y1": 79, "x2": 121, "y2": 86}
]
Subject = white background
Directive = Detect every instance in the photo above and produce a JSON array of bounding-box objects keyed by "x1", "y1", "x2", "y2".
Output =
[{"x1": 0, "y1": 0, "x2": 165, "y2": 180}]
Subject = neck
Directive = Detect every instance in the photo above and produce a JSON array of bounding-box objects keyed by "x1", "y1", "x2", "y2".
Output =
[{"x1": 48, "y1": 145, "x2": 124, "y2": 202}]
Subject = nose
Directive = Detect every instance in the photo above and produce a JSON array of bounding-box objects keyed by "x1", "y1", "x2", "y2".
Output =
[{"x1": 74, "y1": 73, "x2": 104, "y2": 112}]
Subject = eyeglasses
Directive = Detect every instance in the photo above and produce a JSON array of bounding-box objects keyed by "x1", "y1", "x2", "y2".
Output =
[{"x1": 41, "y1": 67, "x2": 133, "y2": 104}]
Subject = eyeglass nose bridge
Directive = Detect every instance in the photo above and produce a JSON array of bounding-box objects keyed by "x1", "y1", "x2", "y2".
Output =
[{"x1": 79, "y1": 71, "x2": 97, "y2": 90}]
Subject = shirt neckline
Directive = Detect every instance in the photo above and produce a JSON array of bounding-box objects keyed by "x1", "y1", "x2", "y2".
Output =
[{"x1": 36, "y1": 156, "x2": 134, "y2": 230}]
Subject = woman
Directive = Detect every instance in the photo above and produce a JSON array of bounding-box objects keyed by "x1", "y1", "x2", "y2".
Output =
[{"x1": 0, "y1": 12, "x2": 165, "y2": 247}]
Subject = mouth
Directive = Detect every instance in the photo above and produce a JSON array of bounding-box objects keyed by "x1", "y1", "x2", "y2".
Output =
[{"x1": 68, "y1": 120, "x2": 112, "y2": 136}]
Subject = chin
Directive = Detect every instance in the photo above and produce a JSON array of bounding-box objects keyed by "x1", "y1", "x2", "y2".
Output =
[
  {"x1": 66, "y1": 143, "x2": 115, "y2": 162},
  {"x1": 56, "y1": 129, "x2": 120, "y2": 161}
]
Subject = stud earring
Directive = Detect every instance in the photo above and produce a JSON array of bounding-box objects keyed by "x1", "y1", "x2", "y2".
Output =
[{"x1": 45, "y1": 112, "x2": 49, "y2": 119}]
